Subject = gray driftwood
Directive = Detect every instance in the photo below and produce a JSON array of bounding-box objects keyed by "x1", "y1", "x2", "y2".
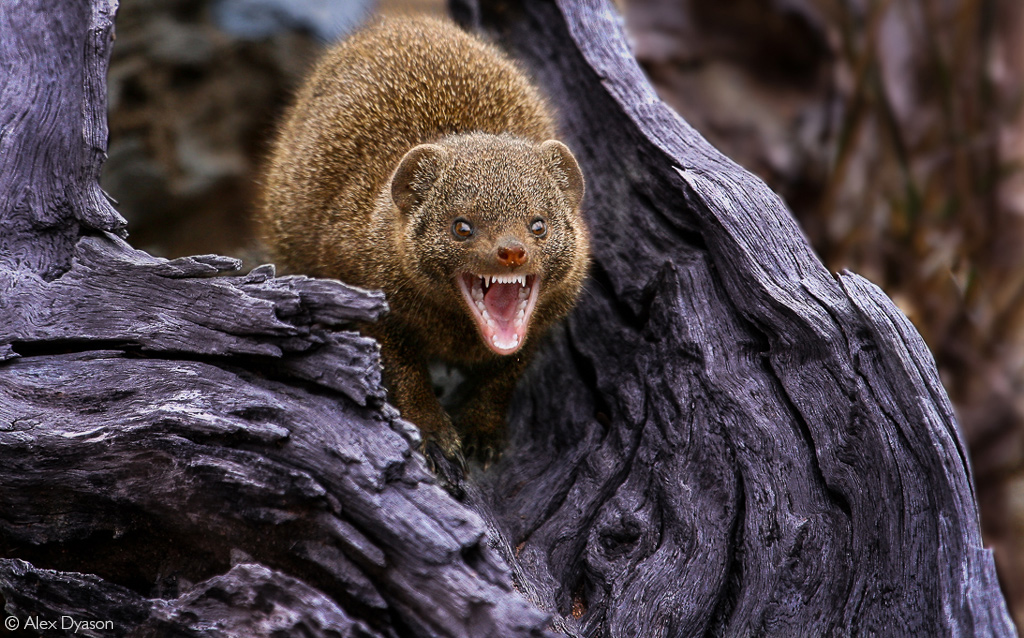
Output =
[{"x1": 0, "y1": 0, "x2": 1015, "y2": 636}]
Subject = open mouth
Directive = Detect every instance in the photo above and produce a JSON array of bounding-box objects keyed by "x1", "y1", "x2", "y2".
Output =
[{"x1": 456, "y1": 273, "x2": 540, "y2": 355}]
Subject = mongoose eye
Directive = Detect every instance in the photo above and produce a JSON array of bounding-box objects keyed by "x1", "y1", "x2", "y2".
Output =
[
  {"x1": 452, "y1": 218, "x2": 474, "y2": 239},
  {"x1": 529, "y1": 217, "x2": 547, "y2": 238}
]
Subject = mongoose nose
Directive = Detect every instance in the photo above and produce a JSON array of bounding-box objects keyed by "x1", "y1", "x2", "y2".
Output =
[{"x1": 496, "y1": 244, "x2": 528, "y2": 267}]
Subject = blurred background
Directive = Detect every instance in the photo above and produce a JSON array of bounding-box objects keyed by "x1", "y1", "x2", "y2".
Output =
[{"x1": 101, "y1": 0, "x2": 1024, "y2": 630}]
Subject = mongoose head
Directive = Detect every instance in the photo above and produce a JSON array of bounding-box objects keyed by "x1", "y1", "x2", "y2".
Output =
[{"x1": 390, "y1": 133, "x2": 588, "y2": 356}]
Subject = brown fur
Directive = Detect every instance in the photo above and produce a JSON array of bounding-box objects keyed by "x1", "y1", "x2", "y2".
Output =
[{"x1": 258, "y1": 16, "x2": 589, "y2": 462}]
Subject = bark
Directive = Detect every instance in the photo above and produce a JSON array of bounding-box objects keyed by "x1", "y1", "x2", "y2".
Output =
[{"x1": 0, "y1": 0, "x2": 1015, "y2": 636}]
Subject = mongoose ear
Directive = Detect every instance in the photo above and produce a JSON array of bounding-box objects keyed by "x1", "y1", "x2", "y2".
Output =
[
  {"x1": 391, "y1": 144, "x2": 449, "y2": 213},
  {"x1": 539, "y1": 140, "x2": 584, "y2": 210}
]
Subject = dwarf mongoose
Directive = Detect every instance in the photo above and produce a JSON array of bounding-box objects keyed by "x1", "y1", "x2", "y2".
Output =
[{"x1": 258, "y1": 16, "x2": 589, "y2": 463}]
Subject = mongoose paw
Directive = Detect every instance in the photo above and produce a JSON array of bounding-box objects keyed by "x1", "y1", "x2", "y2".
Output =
[
  {"x1": 461, "y1": 429, "x2": 504, "y2": 470},
  {"x1": 423, "y1": 439, "x2": 467, "y2": 499}
]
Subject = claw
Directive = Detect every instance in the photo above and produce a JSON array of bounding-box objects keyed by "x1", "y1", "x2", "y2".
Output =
[{"x1": 423, "y1": 439, "x2": 467, "y2": 499}]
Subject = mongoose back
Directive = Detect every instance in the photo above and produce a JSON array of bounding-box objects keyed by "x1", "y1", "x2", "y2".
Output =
[{"x1": 258, "y1": 16, "x2": 589, "y2": 463}]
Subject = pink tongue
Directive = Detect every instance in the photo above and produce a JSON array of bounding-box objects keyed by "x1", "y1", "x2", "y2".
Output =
[{"x1": 484, "y1": 283, "x2": 519, "y2": 323}]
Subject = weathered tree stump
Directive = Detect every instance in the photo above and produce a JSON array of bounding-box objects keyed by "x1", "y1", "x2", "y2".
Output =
[{"x1": 0, "y1": 0, "x2": 1015, "y2": 636}]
